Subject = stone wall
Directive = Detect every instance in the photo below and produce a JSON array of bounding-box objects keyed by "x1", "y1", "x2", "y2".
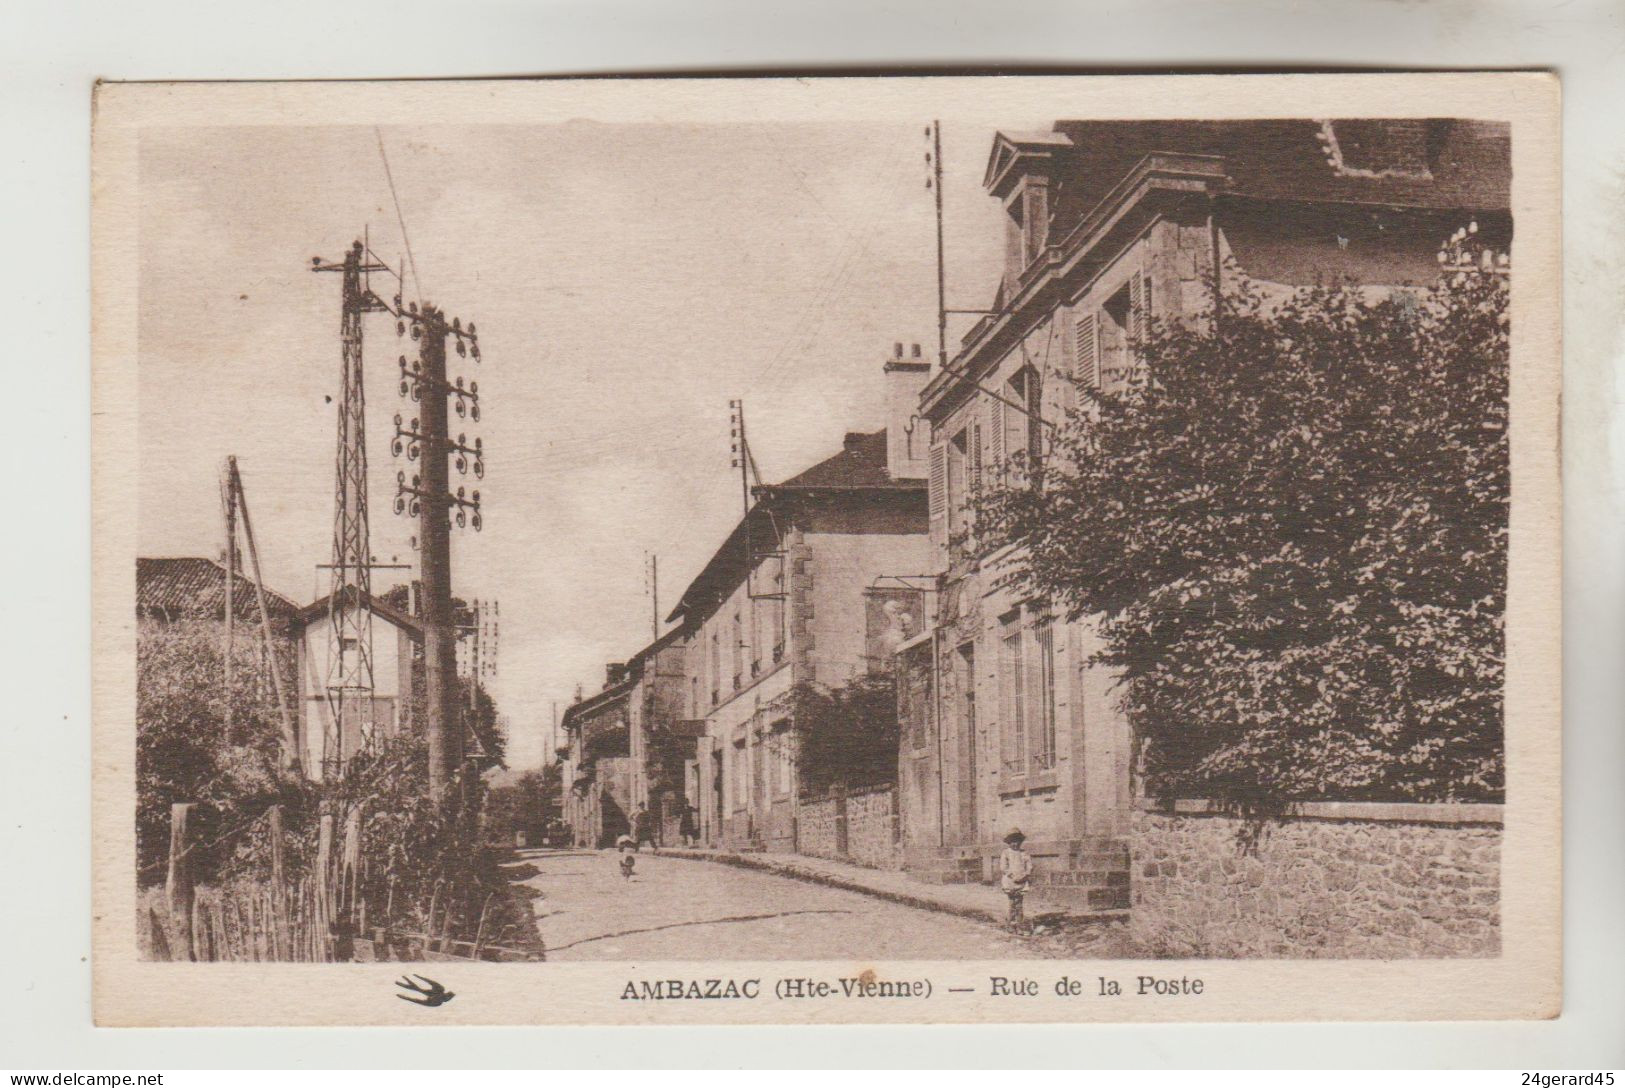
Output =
[
  {"x1": 1130, "y1": 805, "x2": 1501, "y2": 958},
  {"x1": 845, "y1": 787, "x2": 902, "y2": 870},
  {"x1": 797, "y1": 795, "x2": 840, "y2": 860},
  {"x1": 795, "y1": 786, "x2": 901, "y2": 870}
]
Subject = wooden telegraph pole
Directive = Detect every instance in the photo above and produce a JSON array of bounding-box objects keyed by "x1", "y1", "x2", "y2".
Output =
[{"x1": 393, "y1": 301, "x2": 483, "y2": 798}]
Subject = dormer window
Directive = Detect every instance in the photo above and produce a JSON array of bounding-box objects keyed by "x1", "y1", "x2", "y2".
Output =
[{"x1": 1317, "y1": 119, "x2": 1436, "y2": 180}]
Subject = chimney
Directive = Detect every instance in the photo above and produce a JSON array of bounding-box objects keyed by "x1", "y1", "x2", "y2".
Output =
[
  {"x1": 883, "y1": 341, "x2": 931, "y2": 481},
  {"x1": 605, "y1": 662, "x2": 627, "y2": 688}
]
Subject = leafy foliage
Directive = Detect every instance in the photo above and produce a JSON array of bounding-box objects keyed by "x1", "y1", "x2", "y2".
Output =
[
  {"x1": 136, "y1": 618, "x2": 296, "y2": 881},
  {"x1": 790, "y1": 674, "x2": 901, "y2": 798},
  {"x1": 975, "y1": 269, "x2": 1508, "y2": 804},
  {"x1": 483, "y1": 765, "x2": 562, "y2": 845}
]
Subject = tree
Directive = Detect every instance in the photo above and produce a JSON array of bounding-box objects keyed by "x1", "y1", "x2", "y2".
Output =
[
  {"x1": 135, "y1": 618, "x2": 294, "y2": 881},
  {"x1": 976, "y1": 263, "x2": 1508, "y2": 805}
]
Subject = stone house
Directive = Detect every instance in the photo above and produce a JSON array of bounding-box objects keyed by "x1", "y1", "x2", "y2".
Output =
[
  {"x1": 558, "y1": 666, "x2": 637, "y2": 849},
  {"x1": 622, "y1": 627, "x2": 706, "y2": 845},
  {"x1": 900, "y1": 119, "x2": 1511, "y2": 936},
  {"x1": 663, "y1": 347, "x2": 934, "y2": 852}
]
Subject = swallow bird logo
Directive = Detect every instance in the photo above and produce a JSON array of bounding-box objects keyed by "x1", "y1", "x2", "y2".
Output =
[{"x1": 396, "y1": 974, "x2": 456, "y2": 1007}]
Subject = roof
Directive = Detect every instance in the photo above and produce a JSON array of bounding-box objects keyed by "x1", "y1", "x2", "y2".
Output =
[
  {"x1": 1038, "y1": 120, "x2": 1510, "y2": 231},
  {"x1": 667, "y1": 428, "x2": 926, "y2": 624},
  {"x1": 625, "y1": 625, "x2": 688, "y2": 672},
  {"x1": 774, "y1": 429, "x2": 920, "y2": 493},
  {"x1": 136, "y1": 557, "x2": 300, "y2": 625},
  {"x1": 559, "y1": 677, "x2": 635, "y2": 730},
  {"x1": 296, "y1": 586, "x2": 424, "y2": 636}
]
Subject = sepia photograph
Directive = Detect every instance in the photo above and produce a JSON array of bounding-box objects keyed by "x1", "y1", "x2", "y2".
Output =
[{"x1": 89, "y1": 74, "x2": 1562, "y2": 1026}]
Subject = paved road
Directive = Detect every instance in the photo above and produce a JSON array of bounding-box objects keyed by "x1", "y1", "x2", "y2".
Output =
[{"x1": 514, "y1": 848, "x2": 1046, "y2": 961}]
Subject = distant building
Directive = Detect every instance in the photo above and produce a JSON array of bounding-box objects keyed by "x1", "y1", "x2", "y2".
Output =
[
  {"x1": 137, "y1": 556, "x2": 300, "y2": 631},
  {"x1": 135, "y1": 555, "x2": 301, "y2": 718},
  {"x1": 558, "y1": 665, "x2": 636, "y2": 848},
  {"x1": 665, "y1": 345, "x2": 933, "y2": 852},
  {"x1": 623, "y1": 627, "x2": 703, "y2": 845},
  {"x1": 292, "y1": 588, "x2": 424, "y2": 779},
  {"x1": 900, "y1": 119, "x2": 1512, "y2": 909}
]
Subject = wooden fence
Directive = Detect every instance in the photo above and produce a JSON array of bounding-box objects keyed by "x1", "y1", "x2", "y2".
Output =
[{"x1": 143, "y1": 801, "x2": 540, "y2": 963}]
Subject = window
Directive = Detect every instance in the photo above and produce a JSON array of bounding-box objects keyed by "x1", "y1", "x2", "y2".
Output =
[
  {"x1": 1099, "y1": 285, "x2": 1132, "y2": 393},
  {"x1": 999, "y1": 620, "x2": 1026, "y2": 775},
  {"x1": 1033, "y1": 621, "x2": 1057, "y2": 771},
  {"x1": 1003, "y1": 367, "x2": 1043, "y2": 476},
  {"x1": 710, "y1": 629, "x2": 720, "y2": 705},
  {"x1": 749, "y1": 592, "x2": 761, "y2": 677},
  {"x1": 771, "y1": 562, "x2": 786, "y2": 662},
  {"x1": 771, "y1": 723, "x2": 793, "y2": 796},
  {"x1": 731, "y1": 609, "x2": 743, "y2": 690},
  {"x1": 1098, "y1": 274, "x2": 1151, "y2": 395},
  {"x1": 947, "y1": 428, "x2": 968, "y2": 544}
]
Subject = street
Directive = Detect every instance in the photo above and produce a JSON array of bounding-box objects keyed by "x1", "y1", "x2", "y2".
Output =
[{"x1": 514, "y1": 849, "x2": 1048, "y2": 961}]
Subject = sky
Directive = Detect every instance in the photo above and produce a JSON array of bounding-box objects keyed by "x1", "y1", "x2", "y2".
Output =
[{"x1": 137, "y1": 118, "x2": 1012, "y2": 768}]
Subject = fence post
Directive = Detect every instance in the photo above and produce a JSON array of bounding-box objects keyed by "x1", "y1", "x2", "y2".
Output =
[
  {"x1": 341, "y1": 803, "x2": 364, "y2": 942},
  {"x1": 316, "y1": 811, "x2": 334, "y2": 957},
  {"x1": 165, "y1": 802, "x2": 196, "y2": 961},
  {"x1": 268, "y1": 804, "x2": 285, "y2": 888}
]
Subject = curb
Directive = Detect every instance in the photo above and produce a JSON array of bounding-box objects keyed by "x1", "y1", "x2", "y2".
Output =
[{"x1": 658, "y1": 848, "x2": 1007, "y2": 926}]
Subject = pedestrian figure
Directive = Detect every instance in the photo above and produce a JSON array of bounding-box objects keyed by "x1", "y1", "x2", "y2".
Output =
[
  {"x1": 632, "y1": 802, "x2": 660, "y2": 854},
  {"x1": 615, "y1": 832, "x2": 636, "y2": 853},
  {"x1": 679, "y1": 803, "x2": 699, "y2": 847},
  {"x1": 1000, "y1": 827, "x2": 1033, "y2": 932},
  {"x1": 619, "y1": 852, "x2": 636, "y2": 880}
]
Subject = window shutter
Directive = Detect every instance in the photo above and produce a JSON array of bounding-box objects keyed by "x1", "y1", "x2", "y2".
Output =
[
  {"x1": 928, "y1": 442, "x2": 948, "y2": 551},
  {"x1": 1130, "y1": 273, "x2": 1145, "y2": 344},
  {"x1": 989, "y1": 398, "x2": 1006, "y2": 481},
  {"x1": 1075, "y1": 313, "x2": 1098, "y2": 390},
  {"x1": 969, "y1": 419, "x2": 983, "y2": 495}
]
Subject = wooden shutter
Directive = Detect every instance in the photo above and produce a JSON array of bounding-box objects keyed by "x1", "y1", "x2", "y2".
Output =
[
  {"x1": 928, "y1": 442, "x2": 948, "y2": 551},
  {"x1": 969, "y1": 419, "x2": 983, "y2": 495},
  {"x1": 1130, "y1": 273, "x2": 1145, "y2": 344},
  {"x1": 1075, "y1": 312, "x2": 1098, "y2": 391},
  {"x1": 989, "y1": 398, "x2": 1006, "y2": 481}
]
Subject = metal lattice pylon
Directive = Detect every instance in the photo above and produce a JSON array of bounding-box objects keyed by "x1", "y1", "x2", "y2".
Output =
[{"x1": 315, "y1": 241, "x2": 390, "y2": 776}]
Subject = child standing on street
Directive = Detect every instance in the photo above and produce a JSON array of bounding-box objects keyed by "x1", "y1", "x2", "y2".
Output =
[{"x1": 1000, "y1": 828, "x2": 1033, "y2": 932}]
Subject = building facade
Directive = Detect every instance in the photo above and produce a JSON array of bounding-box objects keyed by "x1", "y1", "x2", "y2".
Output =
[
  {"x1": 900, "y1": 119, "x2": 1513, "y2": 911},
  {"x1": 660, "y1": 347, "x2": 934, "y2": 853},
  {"x1": 292, "y1": 589, "x2": 424, "y2": 780},
  {"x1": 558, "y1": 668, "x2": 636, "y2": 849}
]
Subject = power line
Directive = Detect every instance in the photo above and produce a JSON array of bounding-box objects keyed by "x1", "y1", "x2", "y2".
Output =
[{"x1": 375, "y1": 127, "x2": 423, "y2": 306}]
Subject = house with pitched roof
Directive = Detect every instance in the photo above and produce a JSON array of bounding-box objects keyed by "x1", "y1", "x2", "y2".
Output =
[
  {"x1": 662, "y1": 345, "x2": 934, "y2": 853},
  {"x1": 902, "y1": 119, "x2": 1512, "y2": 911},
  {"x1": 137, "y1": 556, "x2": 301, "y2": 630}
]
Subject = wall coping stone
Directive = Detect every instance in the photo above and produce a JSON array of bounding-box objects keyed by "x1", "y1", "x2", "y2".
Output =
[{"x1": 1139, "y1": 798, "x2": 1504, "y2": 827}]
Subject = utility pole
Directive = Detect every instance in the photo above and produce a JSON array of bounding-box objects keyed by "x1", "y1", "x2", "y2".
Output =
[
  {"x1": 929, "y1": 119, "x2": 948, "y2": 372},
  {"x1": 394, "y1": 300, "x2": 483, "y2": 798},
  {"x1": 224, "y1": 456, "x2": 299, "y2": 772},
  {"x1": 645, "y1": 553, "x2": 659, "y2": 641},
  {"x1": 312, "y1": 240, "x2": 390, "y2": 778},
  {"x1": 220, "y1": 463, "x2": 237, "y2": 736}
]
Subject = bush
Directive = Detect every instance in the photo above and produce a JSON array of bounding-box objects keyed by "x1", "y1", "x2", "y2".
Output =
[{"x1": 976, "y1": 265, "x2": 1508, "y2": 805}]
